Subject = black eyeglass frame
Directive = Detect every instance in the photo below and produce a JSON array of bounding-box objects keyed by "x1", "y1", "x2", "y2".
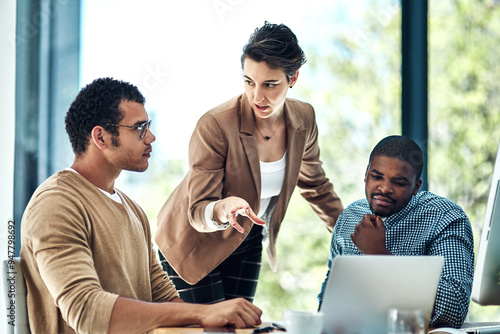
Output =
[{"x1": 106, "y1": 120, "x2": 152, "y2": 139}]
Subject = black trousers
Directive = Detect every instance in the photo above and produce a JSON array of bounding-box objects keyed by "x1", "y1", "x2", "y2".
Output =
[{"x1": 159, "y1": 224, "x2": 263, "y2": 304}]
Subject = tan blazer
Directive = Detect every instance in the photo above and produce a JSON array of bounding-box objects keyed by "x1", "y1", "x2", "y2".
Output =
[{"x1": 156, "y1": 94, "x2": 343, "y2": 284}]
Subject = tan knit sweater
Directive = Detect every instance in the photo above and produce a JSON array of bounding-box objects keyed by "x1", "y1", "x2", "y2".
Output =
[{"x1": 20, "y1": 170, "x2": 179, "y2": 334}]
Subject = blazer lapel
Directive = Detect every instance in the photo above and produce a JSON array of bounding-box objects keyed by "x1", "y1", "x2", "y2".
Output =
[
  {"x1": 238, "y1": 96, "x2": 307, "y2": 224},
  {"x1": 239, "y1": 95, "x2": 261, "y2": 198},
  {"x1": 266, "y1": 99, "x2": 307, "y2": 271},
  {"x1": 276, "y1": 99, "x2": 307, "y2": 218}
]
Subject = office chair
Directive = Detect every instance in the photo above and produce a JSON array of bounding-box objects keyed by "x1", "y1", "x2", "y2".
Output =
[{"x1": 3, "y1": 257, "x2": 30, "y2": 334}]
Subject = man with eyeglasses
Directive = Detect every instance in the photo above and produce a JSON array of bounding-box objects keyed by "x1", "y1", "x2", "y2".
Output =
[{"x1": 20, "y1": 77, "x2": 262, "y2": 334}]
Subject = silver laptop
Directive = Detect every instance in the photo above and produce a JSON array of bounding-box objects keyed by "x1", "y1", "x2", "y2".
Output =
[
  {"x1": 319, "y1": 255, "x2": 444, "y2": 334},
  {"x1": 460, "y1": 323, "x2": 500, "y2": 334}
]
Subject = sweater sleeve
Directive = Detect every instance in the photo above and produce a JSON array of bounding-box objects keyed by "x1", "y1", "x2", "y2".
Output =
[
  {"x1": 140, "y1": 208, "x2": 179, "y2": 302},
  {"x1": 24, "y1": 188, "x2": 118, "y2": 334},
  {"x1": 149, "y1": 245, "x2": 180, "y2": 302},
  {"x1": 125, "y1": 192, "x2": 180, "y2": 302}
]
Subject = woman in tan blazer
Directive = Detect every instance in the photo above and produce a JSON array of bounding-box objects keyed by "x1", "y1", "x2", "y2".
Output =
[{"x1": 156, "y1": 22, "x2": 343, "y2": 303}]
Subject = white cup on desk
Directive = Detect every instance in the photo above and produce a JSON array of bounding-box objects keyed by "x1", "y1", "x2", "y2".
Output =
[
  {"x1": 387, "y1": 308, "x2": 425, "y2": 334},
  {"x1": 283, "y1": 309, "x2": 324, "y2": 334}
]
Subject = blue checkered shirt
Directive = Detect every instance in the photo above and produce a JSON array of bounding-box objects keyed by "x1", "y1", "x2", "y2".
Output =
[{"x1": 318, "y1": 191, "x2": 474, "y2": 328}]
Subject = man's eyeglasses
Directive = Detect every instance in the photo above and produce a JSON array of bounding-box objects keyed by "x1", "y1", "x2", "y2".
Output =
[{"x1": 106, "y1": 120, "x2": 152, "y2": 139}]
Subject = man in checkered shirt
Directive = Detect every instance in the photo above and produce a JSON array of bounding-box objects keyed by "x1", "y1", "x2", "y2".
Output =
[{"x1": 318, "y1": 135, "x2": 474, "y2": 328}]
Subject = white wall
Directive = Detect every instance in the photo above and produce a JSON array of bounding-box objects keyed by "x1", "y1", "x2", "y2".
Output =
[{"x1": 0, "y1": 0, "x2": 17, "y2": 313}]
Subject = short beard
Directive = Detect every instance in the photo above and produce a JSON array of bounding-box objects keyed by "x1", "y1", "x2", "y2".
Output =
[{"x1": 111, "y1": 135, "x2": 120, "y2": 148}]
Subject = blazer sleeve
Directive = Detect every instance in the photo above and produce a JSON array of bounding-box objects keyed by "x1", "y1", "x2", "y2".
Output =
[
  {"x1": 296, "y1": 105, "x2": 343, "y2": 231},
  {"x1": 185, "y1": 113, "x2": 229, "y2": 232}
]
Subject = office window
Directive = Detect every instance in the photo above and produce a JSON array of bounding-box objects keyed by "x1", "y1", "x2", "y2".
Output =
[
  {"x1": 14, "y1": 0, "x2": 500, "y2": 323},
  {"x1": 429, "y1": 0, "x2": 500, "y2": 320},
  {"x1": 13, "y1": 0, "x2": 79, "y2": 255},
  {"x1": 81, "y1": 0, "x2": 401, "y2": 319}
]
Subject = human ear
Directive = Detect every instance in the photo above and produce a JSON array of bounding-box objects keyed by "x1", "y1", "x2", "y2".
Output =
[
  {"x1": 363, "y1": 164, "x2": 370, "y2": 183},
  {"x1": 289, "y1": 70, "x2": 299, "y2": 88},
  {"x1": 90, "y1": 126, "x2": 108, "y2": 151},
  {"x1": 413, "y1": 178, "x2": 423, "y2": 195}
]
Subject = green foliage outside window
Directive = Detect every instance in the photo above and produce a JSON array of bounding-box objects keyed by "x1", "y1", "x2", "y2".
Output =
[{"x1": 253, "y1": 0, "x2": 500, "y2": 322}]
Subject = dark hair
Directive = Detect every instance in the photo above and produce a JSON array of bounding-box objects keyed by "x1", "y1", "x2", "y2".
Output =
[
  {"x1": 369, "y1": 135, "x2": 424, "y2": 180},
  {"x1": 65, "y1": 77, "x2": 145, "y2": 156},
  {"x1": 241, "y1": 21, "x2": 307, "y2": 81}
]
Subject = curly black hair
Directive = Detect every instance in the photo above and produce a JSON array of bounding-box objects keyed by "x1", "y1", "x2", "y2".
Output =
[
  {"x1": 241, "y1": 21, "x2": 307, "y2": 81},
  {"x1": 65, "y1": 77, "x2": 145, "y2": 157},
  {"x1": 369, "y1": 135, "x2": 424, "y2": 181}
]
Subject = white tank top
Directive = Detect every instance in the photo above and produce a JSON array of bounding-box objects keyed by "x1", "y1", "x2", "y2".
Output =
[{"x1": 258, "y1": 151, "x2": 287, "y2": 217}]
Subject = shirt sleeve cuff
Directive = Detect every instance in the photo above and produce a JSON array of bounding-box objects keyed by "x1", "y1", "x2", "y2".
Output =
[{"x1": 205, "y1": 200, "x2": 230, "y2": 231}]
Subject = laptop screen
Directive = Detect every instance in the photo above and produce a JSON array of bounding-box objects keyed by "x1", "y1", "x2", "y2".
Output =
[{"x1": 319, "y1": 255, "x2": 444, "y2": 334}]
